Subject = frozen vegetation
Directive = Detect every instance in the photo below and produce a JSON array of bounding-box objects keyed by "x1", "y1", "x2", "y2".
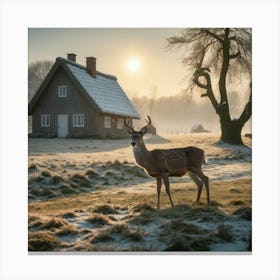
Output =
[{"x1": 28, "y1": 134, "x2": 251, "y2": 252}]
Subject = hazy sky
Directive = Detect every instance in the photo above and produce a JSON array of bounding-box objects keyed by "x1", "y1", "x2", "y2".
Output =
[{"x1": 28, "y1": 28, "x2": 187, "y2": 98}]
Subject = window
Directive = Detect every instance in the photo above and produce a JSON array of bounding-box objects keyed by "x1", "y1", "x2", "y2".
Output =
[
  {"x1": 40, "y1": 114, "x2": 50, "y2": 127},
  {"x1": 117, "y1": 118, "x2": 124, "y2": 129},
  {"x1": 72, "y1": 114, "x2": 85, "y2": 127},
  {"x1": 104, "y1": 116, "x2": 111, "y2": 128},
  {"x1": 58, "y1": 86, "x2": 67, "y2": 97}
]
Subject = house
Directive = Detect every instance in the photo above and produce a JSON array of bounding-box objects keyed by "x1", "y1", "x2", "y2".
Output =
[
  {"x1": 190, "y1": 123, "x2": 211, "y2": 133},
  {"x1": 28, "y1": 54, "x2": 140, "y2": 138}
]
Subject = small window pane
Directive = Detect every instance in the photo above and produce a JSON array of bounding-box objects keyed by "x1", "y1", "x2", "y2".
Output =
[
  {"x1": 117, "y1": 118, "x2": 124, "y2": 129},
  {"x1": 104, "y1": 116, "x2": 111, "y2": 128},
  {"x1": 40, "y1": 114, "x2": 51, "y2": 127},
  {"x1": 58, "y1": 86, "x2": 67, "y2": 97},
  {"x1": 72, "y1": 114, "x2": 85, "y2": 127}
]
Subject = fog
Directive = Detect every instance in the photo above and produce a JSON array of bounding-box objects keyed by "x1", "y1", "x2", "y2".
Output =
[{"x1": 131, "y1": 90, "x2": 252, "y2": 135}]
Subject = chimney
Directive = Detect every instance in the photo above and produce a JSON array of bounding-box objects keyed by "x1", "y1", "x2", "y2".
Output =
[
  {"x1": 86, "y1": 57, "x2": 96, "y2": 78},
  {"x1": 67, "y1": 53, "x2": 77, "y2": 62}
]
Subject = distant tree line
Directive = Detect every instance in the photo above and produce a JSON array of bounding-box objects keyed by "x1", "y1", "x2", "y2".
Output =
[{"x1": 28, "y1": 60, "x2": 53, "y2": 102}]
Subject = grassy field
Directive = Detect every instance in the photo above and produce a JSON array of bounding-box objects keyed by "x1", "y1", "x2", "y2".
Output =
[{"x1": 28, "y1": 134, "x2": 252, "y2": 252}]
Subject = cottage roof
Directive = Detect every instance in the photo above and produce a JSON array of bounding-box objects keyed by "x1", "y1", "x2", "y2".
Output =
[{"x1": 29, "y1": 57, "x2": 140, "y2": 119}]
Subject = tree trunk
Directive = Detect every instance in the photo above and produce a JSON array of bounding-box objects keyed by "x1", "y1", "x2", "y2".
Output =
[{"x1": 220, "y1": 119, "x2": 243, "y2": 145}]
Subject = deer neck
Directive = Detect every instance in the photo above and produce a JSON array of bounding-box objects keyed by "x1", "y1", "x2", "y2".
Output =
[{"x1": 133, "y1": 142, "x2": 151, "y2": 169}]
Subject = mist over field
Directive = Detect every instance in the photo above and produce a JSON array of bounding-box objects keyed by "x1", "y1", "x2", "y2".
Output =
[{"x1": 131, "y1": 92, "x2": 252, "y2": 134}]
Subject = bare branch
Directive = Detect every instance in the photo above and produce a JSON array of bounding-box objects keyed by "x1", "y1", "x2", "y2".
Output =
[
  {"x1": 193, "y1": 68, "x2": 219, "y2": 112},
  {"x1": 201, "y1": 28, "x2": 224, "y2": 43},
  {"x1": 230, "y1": 51, "x2": 241, "y2": 59}
]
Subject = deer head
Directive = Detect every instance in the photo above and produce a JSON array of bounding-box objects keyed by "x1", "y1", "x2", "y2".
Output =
[{"x1": 124, "y1": 116, "x2": 152, "y2": 147}]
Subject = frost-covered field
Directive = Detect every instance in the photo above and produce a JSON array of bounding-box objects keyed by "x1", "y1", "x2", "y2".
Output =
[{"x1": 28, "y1": 134, "x2": 252, "y2": 252}]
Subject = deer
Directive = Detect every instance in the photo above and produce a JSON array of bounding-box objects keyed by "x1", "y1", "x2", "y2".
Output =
[{"x1": 124, "y1": 116, "x2": 210, "y2": 210}]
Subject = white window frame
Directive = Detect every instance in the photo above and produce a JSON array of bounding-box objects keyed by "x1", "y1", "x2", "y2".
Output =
[
  {"x1": 58, "y1": 85, "x2": 67, "y2": 97},
  {"x1": 40, "y1": 114, "x2": 51, "y2": 127},
  {"x1": 104, "y1": 116, "x2": 111, "y2": 128},
  {"x1": 117, "y1": 118, "x2": 124, "y2": 129},
  {"x1": 72, "y1": 114, "x2": 85, "y2": 127}
]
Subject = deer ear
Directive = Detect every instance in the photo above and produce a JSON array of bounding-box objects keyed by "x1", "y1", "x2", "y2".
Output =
[{"x1": 140, "y1": 126, "x2": 148, "y2": 135}]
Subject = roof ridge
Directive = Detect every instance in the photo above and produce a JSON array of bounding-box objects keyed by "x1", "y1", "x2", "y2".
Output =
[{"x1": 56, "y1": 57, "x2": 117, "y2": 80}]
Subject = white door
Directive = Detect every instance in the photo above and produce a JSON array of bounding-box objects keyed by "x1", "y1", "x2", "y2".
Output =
[{"x1": 57, "y1": 114, "x2": 68, "y2": 138}]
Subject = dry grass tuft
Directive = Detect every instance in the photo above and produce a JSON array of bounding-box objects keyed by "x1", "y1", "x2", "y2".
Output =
[
  {"x1": 233, "y1": 207, "x2": 251, "y2": 220},
  {"x1": 28, "y1": 231, "x2": 60, "y2": 251},
  {"x1": 230, "y1": 200, "x2": 245, "y2": 206},
  {"x1": 109, "y1": 224, "x2": 143, "y2": 242},
  {"x1": 41, "y1": 170, "x2": 52, "y2": 177},
  {"x1": 164, "y1": 236, "x2": 211, "y2": 251},
  {"x1": 86, "y1": 214, "x2": 111, "y2": 226},
  {"x1": 92, "y1": 204, "x2": 119, "y2": 215},
  {"x1": 130, "y1": 209, "x2": 156, "y2": 225},
  {"x1": 28, "y1": 216, "x2": 45, "y2": 229},
  {"x1": 85, "y1": 169, "x2": 100, "y2": 178},
  {"x1": 71, "y1": 243, "x2": 99, "y2": 252},
  {"x1": 91, "y1": 232, "x2": 114, "y2": 243},
  {"x1": 40, "y1": 218, "x2": 68, "y2": 230},
  {"x1": 133, "y1": 203, "x2": 156, "y2": 213},
  {"x1": 49, "y1": 175, "x2": 63, "y2": 185},
  {"x1": 161, "y1": 220, "x2": 205, "y2": 235},
  {"x1": 214, "y1": 224, "x2": 234, "y2": 242},
  {"x1": 124, "y1": 165, "x2": 149, "y2": 178},
  {"x1": 33, "y1": 176, "x2": 45, "y2": 182},
  {"x1": 229, "y1": 188, "x2": 242, "y2": 193},
  {"x1": 55, "y1": 224, "x2": 80, "y2": 236},
  {"x1": 28, "y1": 164, "x2": 37, "y2": 172},
  {"x1": 61, "y1": 212, "x2": 77, "y2": 219},
  {"x1": 71, "y1": 173, "x2": 92, "y2": 187},
  {"x1": 59, "y1": 184, "x2": 78, "y2": 195}
]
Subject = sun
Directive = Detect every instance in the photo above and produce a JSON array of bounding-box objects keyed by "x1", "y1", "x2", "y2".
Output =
[{"x1": 126, "y1": 57, "x2": 141, "y2": 73}]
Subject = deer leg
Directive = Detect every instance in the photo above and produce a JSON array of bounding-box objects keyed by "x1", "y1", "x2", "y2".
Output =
[
  {"x1": 188, "y1": 171, "x2": 203, "y2": 203},
  {"x1": 163, "y1": 175, "x2": 174, "y2": 207},
  {"x1": 156, "y1": 176, "x2": 162, "y2": 210},
  {"x1": 189, "y1": 167, "x2": 210, "y2": 205}
]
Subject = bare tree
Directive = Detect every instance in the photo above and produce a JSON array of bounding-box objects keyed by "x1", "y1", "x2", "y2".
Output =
[
  {"x1": 167, "y1": 28, "x2": 252, "y2": 145},
  {"x1": 28, "y1": 60, "x2": 53, "y2": 102}
]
